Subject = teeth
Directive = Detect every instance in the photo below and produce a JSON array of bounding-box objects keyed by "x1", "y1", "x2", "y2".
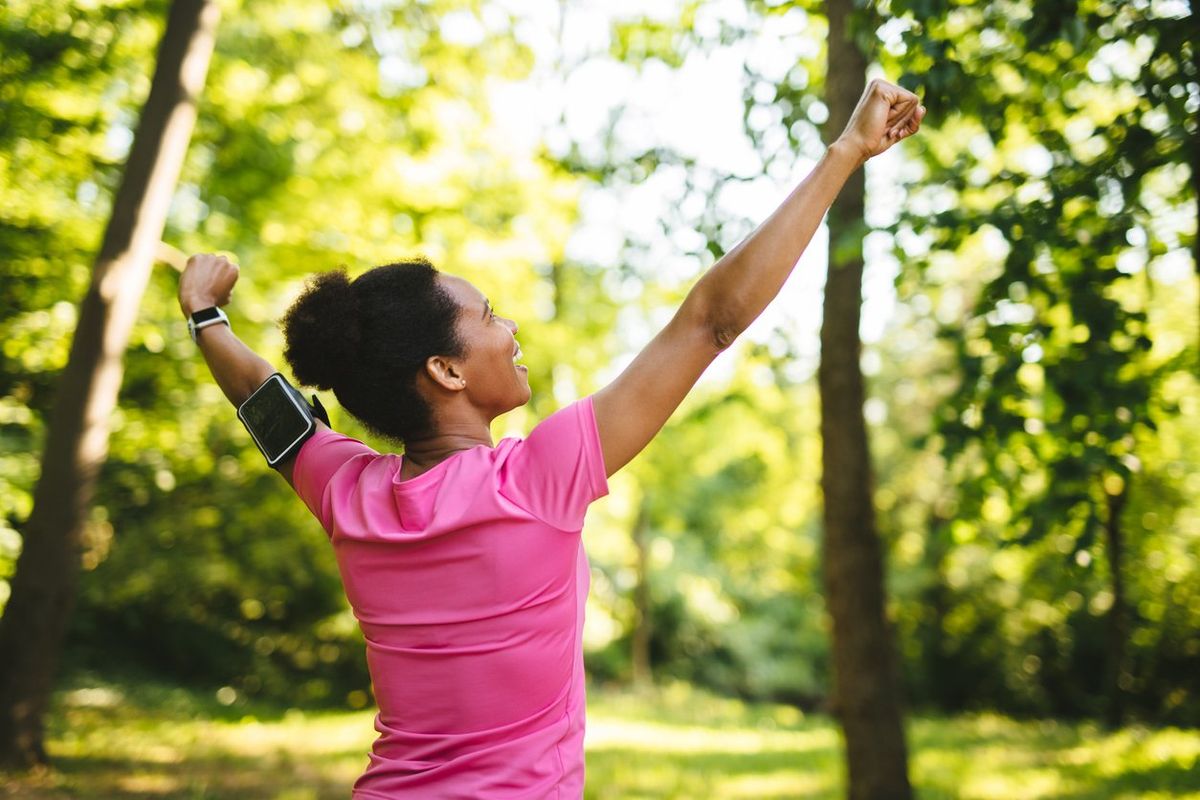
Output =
[{"x1": 513, "y1": 345, "x2": 523, "y2": 363}]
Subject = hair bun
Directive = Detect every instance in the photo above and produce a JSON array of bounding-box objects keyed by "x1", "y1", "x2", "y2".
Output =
[{"x1": 282, "y1": 269, "x2": 362, "y2": 391}]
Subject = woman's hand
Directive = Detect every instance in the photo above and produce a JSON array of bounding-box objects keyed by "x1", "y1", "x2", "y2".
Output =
[
  {"x1": 835, "y1": 79, "x2": 925, "y2": 166},
  {"x1": 179, "y1": 253, "x2": 239, "y2": 315}
]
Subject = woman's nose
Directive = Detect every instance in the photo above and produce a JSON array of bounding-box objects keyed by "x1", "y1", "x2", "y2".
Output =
[{"x1": 504, "y1": 317, "x2": 518, "y2": 334}]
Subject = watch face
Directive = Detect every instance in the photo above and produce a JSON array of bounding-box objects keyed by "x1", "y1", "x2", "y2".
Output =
[{"x1": 191, "y1": 307, "x2": 223, "y2": 324}]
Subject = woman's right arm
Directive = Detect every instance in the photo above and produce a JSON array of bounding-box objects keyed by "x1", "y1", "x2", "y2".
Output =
[
  {"x1": 179, "y1": 254, "x2": 276, "y2": 405},
  {"x1": 180, "y1": 253, "x2": 325, "y2": 487},
  {"x1": 592, "y1": 79, "x2": 924, "y2": 477}
]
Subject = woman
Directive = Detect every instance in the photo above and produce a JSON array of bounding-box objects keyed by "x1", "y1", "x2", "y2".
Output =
[{"x1": 179, "y1": 79, "x2": 923, "y2": 799}]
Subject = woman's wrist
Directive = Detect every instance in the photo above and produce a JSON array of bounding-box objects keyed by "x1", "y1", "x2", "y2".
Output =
[
  {"x1": 180, "y1": 295, "x2": 220, "y2": 317},
  {"x1": 825, "y1": 138, "x2": 868, "y2": 173}
]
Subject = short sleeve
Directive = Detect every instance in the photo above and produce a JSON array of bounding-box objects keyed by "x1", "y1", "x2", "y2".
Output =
[
  {"x1": 498, "y1": 395, "x2": 609, "y2": 532},
  {"x1": 292, "y1": 427, "x2": 379, "y2": 532}
]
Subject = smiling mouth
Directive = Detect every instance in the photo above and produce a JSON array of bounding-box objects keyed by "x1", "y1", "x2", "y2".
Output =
[{"x1": 513, "y1": 344, "x2": 523, "y2": 364}]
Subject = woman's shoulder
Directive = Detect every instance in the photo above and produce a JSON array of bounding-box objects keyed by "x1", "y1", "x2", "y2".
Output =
[{"x1": 294, "y1": 426, "x2": 397, "y2": 497}]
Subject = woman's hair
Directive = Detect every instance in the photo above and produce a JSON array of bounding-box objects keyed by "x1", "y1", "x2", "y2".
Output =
[{"x1": 281, "y1": 259, "x2": 465, "y2": 444}]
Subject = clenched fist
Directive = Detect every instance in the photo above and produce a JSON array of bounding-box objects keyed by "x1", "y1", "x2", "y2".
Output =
[
  {"x1": 835, "y1": 79, "x2": 925, "y2": 165},
  {"x1": 179, "y1": 253, "x2": 239, "y2": 316}
]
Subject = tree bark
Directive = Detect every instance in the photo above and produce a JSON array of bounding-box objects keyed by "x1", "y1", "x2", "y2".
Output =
[
  {"x1": 818, "y1": 2, "x2": 913, "y2": 798},
  {"x1": 1192, "y1": 111, "x2": 1199, "y2": 345},
  {"x1": 1103, "y1": 479, "x2": 1130, "y2": 728},
  {"x1": 630, "y1": 497, "x2": 653, "y2": 686},
  {"x1": 0, "y1": 0, "x2": 219, "y2": 768},
  {"x1": 1191, "y1": 12, "x2": 1199, "y2": 342}
]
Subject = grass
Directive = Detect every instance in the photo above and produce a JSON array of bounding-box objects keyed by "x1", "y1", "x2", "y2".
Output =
[
  {"x1": 1, "y1": 676, "x2": 1197, "y2": 799},
  {"x1": 585, "y1": 685, "x2": 1200, "y2": 799}
]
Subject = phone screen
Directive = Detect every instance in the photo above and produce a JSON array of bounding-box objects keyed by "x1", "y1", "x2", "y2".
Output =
[{"x1": 238, "y1": 376, "x2": 312, "y2": 464}]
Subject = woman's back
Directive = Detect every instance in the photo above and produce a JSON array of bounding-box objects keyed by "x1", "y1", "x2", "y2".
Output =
[{"x1": 292, "y1": 398, "x2": 608, "y2": 799}]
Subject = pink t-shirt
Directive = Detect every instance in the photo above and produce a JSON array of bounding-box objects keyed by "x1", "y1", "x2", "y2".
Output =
[{"x1": 292, "y1": 397, "x2": 609, "y2": 799}]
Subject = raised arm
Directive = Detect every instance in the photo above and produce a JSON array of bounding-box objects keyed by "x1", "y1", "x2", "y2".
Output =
[
  {"x1": 592, "y1": 79, "x2": 924, "y2": 477},
  {"x1": 179, "y1": 253, "x2": 308, "y2": 484},
  {"x1": 179, "y1": 254, "x2": 274, "y2": 402}
]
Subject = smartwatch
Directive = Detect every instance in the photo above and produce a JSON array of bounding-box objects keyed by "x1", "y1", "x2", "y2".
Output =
[{"x1": 188, "y1": 306, "x2": 229, "y2": 342}]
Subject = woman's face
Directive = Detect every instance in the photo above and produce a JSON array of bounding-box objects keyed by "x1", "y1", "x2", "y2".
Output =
[{"x1": 439, "y1": 274, "x2": 531, "y2": 416}]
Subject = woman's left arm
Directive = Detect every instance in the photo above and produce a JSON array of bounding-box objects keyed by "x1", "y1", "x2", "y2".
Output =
[{"x1": 592, "y1": 79, "x2": 924, "y2": 478}]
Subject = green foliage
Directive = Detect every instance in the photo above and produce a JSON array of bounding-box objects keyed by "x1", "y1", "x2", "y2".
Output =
[
  {"x1": 881, "y1": 0, "x2": 1199, "y2": 721},
  {"x1": 1, "y1": 0, "x2": 586, "y2": 706},
  {"x1": 580, "y1": 339, "x2": 830, "y2": 703},
  {"x1": 0, "y1": 0, "x2": 160, "y2": 602},
  {"x1": 1, "y1": 0, "x2": 1197, "y2": 731},
  {"x1": 610, "y1": 13, "x2": 695, "y2": 69}
]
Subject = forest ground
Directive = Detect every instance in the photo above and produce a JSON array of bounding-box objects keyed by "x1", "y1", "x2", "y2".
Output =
[{"x1": 1, "y1": 674, "x2": 1197, "y2": 799}]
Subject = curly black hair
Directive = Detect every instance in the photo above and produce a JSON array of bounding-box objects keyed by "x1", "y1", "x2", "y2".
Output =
[{"x1": 281, "y1": 259, "x2": 465, "y2": 444}]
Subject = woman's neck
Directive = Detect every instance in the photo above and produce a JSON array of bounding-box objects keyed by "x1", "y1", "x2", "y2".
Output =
[{"x1": 400, "y1": 420, "x2": 493, "y2": 478}]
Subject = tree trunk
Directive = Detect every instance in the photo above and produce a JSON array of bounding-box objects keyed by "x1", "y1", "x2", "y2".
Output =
[
  {"x1": 1191, "y1": 13, "x2": 1199, "y2": 341},
  {"x1": 0, "y1": 0, "x2": 219, "y2": 768},
  {"x1": 1103, "y1": 478, "x2": 1130, "y2": 728},
  {"x1": 1192, "y1": 113, "x2": 1199, "y2": 345},
  {"x1": 818, "y1": 2, "x2": 913, "y2": 798},
  {"x1": 630, "y1": 497, "x2": 653, "y2": 686}
]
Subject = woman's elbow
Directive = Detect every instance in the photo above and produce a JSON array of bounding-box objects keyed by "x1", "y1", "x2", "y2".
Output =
[
  {"x1": 681, "y1": 292, "x2": 742, "y2": 352},
  {"x1": 708, "y1": 313, "x2": 741, "y2": 351}
]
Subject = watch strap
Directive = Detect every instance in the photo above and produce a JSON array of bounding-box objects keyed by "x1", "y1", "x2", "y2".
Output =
[{"x1": 188, "y1": 306, "x2": 229, "y2": 342}]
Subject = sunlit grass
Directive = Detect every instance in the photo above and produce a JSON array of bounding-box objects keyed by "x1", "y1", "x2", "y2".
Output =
[{"x1": 0, "y1": 677, "x2": 1196, "y2": 799}]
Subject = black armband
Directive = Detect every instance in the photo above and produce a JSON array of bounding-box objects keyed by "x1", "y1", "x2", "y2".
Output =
[
  {"x1": 237, "y1": 374, "x2": 320, "y2": 467},
  {"x1": 308, "y1": 392, "x2": 330, "y2": 427}
]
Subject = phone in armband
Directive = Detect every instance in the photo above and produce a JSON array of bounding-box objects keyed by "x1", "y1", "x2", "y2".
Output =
[{"x1": 237, "y1": 373, "x2": 318, "y2": 467}]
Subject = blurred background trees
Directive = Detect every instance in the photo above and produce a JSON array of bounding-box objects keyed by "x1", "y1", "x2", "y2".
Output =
[
  {"x1": 884, "y1": 0, "x2": 1199, "y2": 726},
  {"x1": 0, "y1": 0, "x2": 220, "y2": 766},
  {"x1": 0, "y1": 0, "x2": 1196, "y2": 778}
]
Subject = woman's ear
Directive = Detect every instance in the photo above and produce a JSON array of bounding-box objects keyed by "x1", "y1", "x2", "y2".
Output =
[{"x1": 425, "y1": 355, "x2": 467, "y2": 392}]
